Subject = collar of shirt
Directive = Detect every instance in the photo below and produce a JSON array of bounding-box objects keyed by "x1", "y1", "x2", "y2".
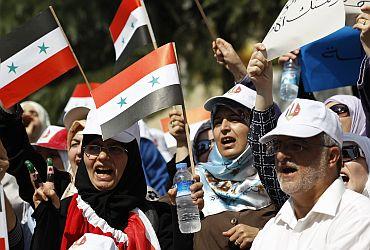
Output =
[{"x1": 274, "y1": 178, "x2": 345, "y2": 229}]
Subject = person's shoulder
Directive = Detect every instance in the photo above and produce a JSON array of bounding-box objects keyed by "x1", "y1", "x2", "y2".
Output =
[{"x1": 340, "y1": 189, "x2": 370, "y2": 215}]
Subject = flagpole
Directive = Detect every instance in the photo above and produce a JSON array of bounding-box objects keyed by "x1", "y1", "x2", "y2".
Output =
[
  {"x1": 193, "y1": 0, "x2": 217, "y2": 41},
  {"x1": 49, "y1": 6, "x2": 92, "y2": 91},
  {"x1": 140, "y1": 0, "x2": 158, "y2": 49},
  {"x1": 172, "y1": 43, "x2": 196, "y2": 175}
]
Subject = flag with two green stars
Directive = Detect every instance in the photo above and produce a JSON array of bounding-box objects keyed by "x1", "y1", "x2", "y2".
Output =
[
  {"x1": 0, "y1": 8, "x2": 77, "y2": 109},
  {"x1": 91, "y1": 43, "x2": 184, "y2": 140}
]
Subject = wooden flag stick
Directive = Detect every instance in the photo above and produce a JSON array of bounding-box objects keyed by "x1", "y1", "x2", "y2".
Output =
[
  {"x1": 49, "y1": 6, "x2": 92, "y2": 91},
  {"x1": 172, "y1": 43, "x2": 195, "y2": 175},
  {"x1": 140, "y1": 0, "x2": 158, "y2": 49},
  {"x1": 193, "y1": 0, "x2": 217, "y2": 41}
]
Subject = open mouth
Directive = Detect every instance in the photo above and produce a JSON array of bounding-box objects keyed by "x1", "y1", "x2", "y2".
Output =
[
  {"x1": 95, "y1": 168, "x2": 113, "y2": 175},
  {"x1": 22, "y1": 116, "x2": 31, "y2": 127},
  {"x1": 221, "y1": 137, "x2": 236, "y2": 145},
  {"x1": 340, "y1": 173, "x2": 349, "y2": 183},
  {"x1": 281, "y1": 167, "x2": 298, "y2": 174}
]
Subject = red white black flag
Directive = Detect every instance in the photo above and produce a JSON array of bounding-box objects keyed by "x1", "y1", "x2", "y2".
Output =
[
  {"x1": 91, "y1": 43, "x2": 183, "y2": 140},
  {"x1": 110, "y1": 0, "x2": 153, "y2": 73},
  {"x1": 0, "y1": 8, "x2": 77, "y2": 108}
]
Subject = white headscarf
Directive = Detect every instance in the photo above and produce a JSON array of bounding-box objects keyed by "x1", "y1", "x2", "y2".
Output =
[
  {"x1": 343, "y1": 133, "x2": 370, "y2": 197},
  {"x1": 21, "y1": 101, "x2": 51, "y2": 140}
]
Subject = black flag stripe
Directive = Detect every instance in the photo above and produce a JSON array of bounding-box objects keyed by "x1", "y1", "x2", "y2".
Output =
[
  {"x1": 113, "y1": 25, "x2": 152, "y2": 74},
  {"x1": 0, "y1": 9, "x2": 58, "y2": 61}
]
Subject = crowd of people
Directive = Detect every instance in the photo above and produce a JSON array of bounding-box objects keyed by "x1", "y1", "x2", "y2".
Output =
[{"x1": 1, "y1": 5, "x2": 370, "y2": 250}]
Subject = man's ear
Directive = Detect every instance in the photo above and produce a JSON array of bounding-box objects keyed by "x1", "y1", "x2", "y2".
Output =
[{"x1": 328, "y1": 146, "x2": 341, "y2": 170}]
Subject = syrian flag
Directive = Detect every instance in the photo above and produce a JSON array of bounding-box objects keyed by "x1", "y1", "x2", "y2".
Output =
[
  {"x1": 91, "y1": 43, "x2": 183, "y2": 140},
  {"x1": 0, "y1": 8, "x2": 77, "y2": 109},
  {"x1": 110, "y1": 0, "x2": 153, "y2": 72}
]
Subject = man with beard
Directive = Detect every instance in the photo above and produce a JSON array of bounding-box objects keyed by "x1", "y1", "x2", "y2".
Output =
[{"x1": 248, "y1": 44, "x2": 370, "y2": 250}]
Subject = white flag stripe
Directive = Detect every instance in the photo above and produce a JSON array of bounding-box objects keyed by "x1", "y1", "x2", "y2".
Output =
[
  {"x1": 0, "y1": 27, "x2": 68, "y2": 88},
  {"x1": 113, "y1": 6, "x2": 149, "y2": 60},
  {"x1": 135, "y1": 208, "x2": 161, "y2": 250},
  {"x1": 64, "y1": 97, "x2": 96, "y2": 112},
  {"x1": 96, "y1": 63, "x2": 180, "y2": 125}
]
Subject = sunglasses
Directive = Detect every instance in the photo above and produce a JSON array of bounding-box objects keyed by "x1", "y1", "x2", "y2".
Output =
[
  {"x1": 329, "y1": 103, "x2": 350, "y2": 118},
  {"x1": 342, "y1": 144, "x2": 365, "y2": 163},
  {"x1": 194, "y1": 139, "x2": 214, "y2": 157}
]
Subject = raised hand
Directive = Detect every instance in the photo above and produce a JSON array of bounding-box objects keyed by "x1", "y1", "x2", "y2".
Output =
[
  {"x1": 212, "y1": 38, "x2": 248, "y2": 82},
  {"x1": 247, "y1": 43, "x2": 273, "y2": 111},
  {"x1": 354, "y1": 5, "x2": 370, "y2": 57},
  {"x1": 169, "y1": 109, "x2": 187, "y2": 146}
]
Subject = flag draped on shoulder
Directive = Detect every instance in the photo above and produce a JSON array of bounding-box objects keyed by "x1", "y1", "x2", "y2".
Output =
[
  {"x1": 0, "y1": 8, "x2": 77, "y2": 109},
  {"x1": 110, "y1": 0, "x2": 152, "y2": 72},
  {"x1": 91, "y1": 43, "x2": 183, "y2": 140}
]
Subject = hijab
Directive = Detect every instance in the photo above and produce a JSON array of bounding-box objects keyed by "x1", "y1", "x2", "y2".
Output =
[
  {"x1": 343, "y1": 133, "x2": 370, "y2": 197},
  {"x1": 20, "y1": 101, "x2": 51, "y2": 141},
  {"x1": 196, "y1": 103, "x2": 271, "y2": 217},
  {"x1": 75, "y1": 135, "x2": 147, "y2": 229},
  {"x1": 324, "y1": 95, "x2": 367, "y2": 136}
]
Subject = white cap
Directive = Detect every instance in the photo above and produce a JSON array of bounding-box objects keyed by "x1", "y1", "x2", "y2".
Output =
[
  {"x1": 83, "y1": 109, "x2": 140, "y2": 145},
  {"x1": 69, "y1": 233, "x2": 118, "y2": 250},
  {"x1": 204, "y1": 84, "x2": 256, "y2": 111},
  {"x1": 260, "y1": 98, "x2": 343, "y2": 146}
]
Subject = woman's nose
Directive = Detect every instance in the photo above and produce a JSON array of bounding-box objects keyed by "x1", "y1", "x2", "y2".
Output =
[{"x1": 220, "y1": 119, "x2": 230, "y2": 133}]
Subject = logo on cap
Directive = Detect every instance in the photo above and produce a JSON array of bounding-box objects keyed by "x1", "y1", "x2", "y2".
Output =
[
  {"x1": 227, "y1": 86, "x2": 241, "y2": 94},
  {"x1": 285, "y1": 102, "x2": 301, "y2": 121}
]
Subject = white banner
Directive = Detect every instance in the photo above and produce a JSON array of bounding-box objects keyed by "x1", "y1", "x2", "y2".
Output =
[
  {"x1": 0, "y1": 185, "x2": 9, "y2": 250},
  {"x1": 263, "y1": 0, "x2": 345, "y2": 61}
]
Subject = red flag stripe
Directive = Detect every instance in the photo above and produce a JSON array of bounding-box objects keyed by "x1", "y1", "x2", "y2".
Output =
[
  {"x1": 71, "y1": 83, "x2": 100, "y2": 97},
  {"x1": 0, "y1": 47, "x2": 77, "y2": 109},
  {"x1": 0, "y1": 238, "x2": 5, "y2": 250},
  {"x1": 110, "y1": 0, "x2": 142, "y2": 43},
  {"x1": 92, "y1": 43, "x2": 177, "y2": 108}
]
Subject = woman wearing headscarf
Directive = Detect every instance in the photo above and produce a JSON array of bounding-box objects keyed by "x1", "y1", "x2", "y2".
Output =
[
  {"x1": 341, "y1": 133, "x2": 370, "y2": 197},
  {"x1": 324, "y1": 95, "x2": 367, "y2": 136},
  {"x1": 20, "y1": 101, "x2": 50, "y2": 143},
  {"x1": 31, "y1": 109, "x2": 203, "y2": 250},
  {"x1": 190, "y1": 82, "x2": 285, "y2": 250}
]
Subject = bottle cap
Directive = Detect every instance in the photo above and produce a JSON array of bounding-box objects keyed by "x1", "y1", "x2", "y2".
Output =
[
  {"x1": 176, "y1": 162, "x2": 187, "y2": 170},
  {"x1": 46, "y1": 158, "x2": 53, "y2": 166},
  {"x1": 25, "y1": 160, "x2": 35, "y2": 173}
]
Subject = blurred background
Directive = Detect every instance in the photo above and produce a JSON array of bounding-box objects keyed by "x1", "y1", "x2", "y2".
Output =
[{"x1": 1, "y1": 0, "x2": 351, "y2": 128}]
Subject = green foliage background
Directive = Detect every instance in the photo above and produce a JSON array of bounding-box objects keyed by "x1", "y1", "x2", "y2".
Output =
[{"x1": 0, "y1": 0, "x2": 285, "y2": 123}]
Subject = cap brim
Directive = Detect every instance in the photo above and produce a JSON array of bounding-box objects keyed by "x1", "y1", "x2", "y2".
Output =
[
  {"x1": 204, "y1": 96, "x2": 246, "y2": 111},
  {"x1": 63, "y1": 107, "x2": 90, "y2": 129},
  {"x1": 259, "y1": 124, "x2": 323, "y2": 144}
]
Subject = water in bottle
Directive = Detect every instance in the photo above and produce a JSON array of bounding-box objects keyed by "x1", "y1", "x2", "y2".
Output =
[
  {"x1": 280, "y1": 58, "x2": 301, "y2": 101},
  {"x1": 174, "y1": 163, "x2": 201, "y2": 233}
]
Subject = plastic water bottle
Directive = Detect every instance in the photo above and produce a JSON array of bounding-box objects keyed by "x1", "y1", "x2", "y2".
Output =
[
  {"x1": 174, "y1": 163, "x2": 201, "y2": 233},
  {"x1": 280, "y1": 58, "x2": 301, "y2": 101}
]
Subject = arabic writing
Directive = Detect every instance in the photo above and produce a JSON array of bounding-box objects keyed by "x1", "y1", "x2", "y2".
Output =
[
  {"x1": 344, "y1": 0, "x2": 370, "y2": 7},
  {"x1": 271, "y1": 0, "x2": 340, "y2": 33},
  {"x1": 321, "y1": 46, "x2": 364, "y2": 60}
]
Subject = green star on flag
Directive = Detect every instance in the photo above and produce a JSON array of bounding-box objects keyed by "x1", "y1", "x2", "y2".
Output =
[
  {"x1": 118, "y1": 97, "x2": 127, "y2": 108},
  {"x1": 38, "y1": 42, "x2": 49, "y2": 54},
  {"x1": 149, "y1": 76, "x2": 160, "y2": 87},
  {"x1": 131, "y1": 21, "x2": 135, "y2": 29},
  {"x1": 122, "y1": 37, "x2": 125, "y2": 44},
  {"x1": 7, "y1": 62, "x2": 18, "y2": 74}
]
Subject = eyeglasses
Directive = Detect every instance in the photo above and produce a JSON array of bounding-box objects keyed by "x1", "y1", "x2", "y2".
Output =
[
  {"x1": 329, "y1": 103, "x2": 350, "y2": 118},
  {"x1": 194, "y1": 139, "x2": 214, "y2": 157},
  {"x1": 83, "y1": 145, "x2": 127, "y2": 159},
  {"x1": 342, "y1": 144, "x2": 365, "y2": 163},
  {"x1": 266, "y1": 139, "x2": 332, "y2": 154}
]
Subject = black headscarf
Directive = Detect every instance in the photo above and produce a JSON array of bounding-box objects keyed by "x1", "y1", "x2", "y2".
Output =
[{"x1": 75, "y1": 134, "x2": 147, "y2": 229}]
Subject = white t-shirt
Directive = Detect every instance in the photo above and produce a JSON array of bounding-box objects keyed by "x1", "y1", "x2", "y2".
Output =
[{"x1": 251, "y1": 178, "x2": 370, "y2": 250}]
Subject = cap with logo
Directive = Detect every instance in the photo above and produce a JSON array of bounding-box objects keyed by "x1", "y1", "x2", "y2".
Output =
[
  {"x1": 204, "y1": 84, "x2": 257, "y2": 111},
  {"x1": 260, "y1": 98, "x2": 343, "y2": 146},
  {"x1": 32, "y1": 125, "x2": 67, "y2": 150}
]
